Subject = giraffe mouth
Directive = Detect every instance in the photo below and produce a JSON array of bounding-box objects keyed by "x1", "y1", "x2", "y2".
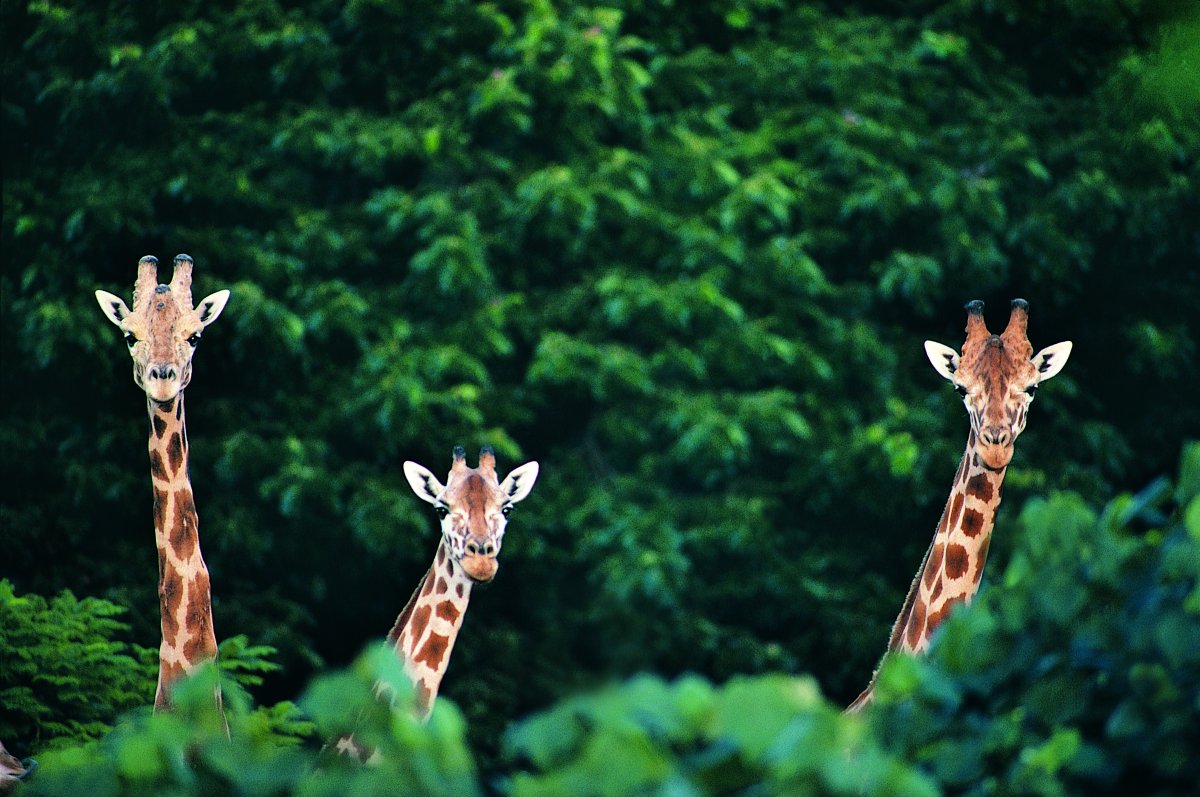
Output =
[
  {"x1": 146, "y1": 383, "x2": 183, "y2": 403},
  {"x1": 977, "y1": 444, "x2": 1013, "y2": 471},
  {"x1": 460, "y1": 554, "x2": 498, "y2": 582}
]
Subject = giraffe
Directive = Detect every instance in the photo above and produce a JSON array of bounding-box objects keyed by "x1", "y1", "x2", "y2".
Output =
[
  {"x1": 335, "y1": 445, "x2": 539, "y2": 759},
  {"x1": 0, "y1": 740, "x2": 34, "y2": 793},
  {"x1": 94, "y1": 254, "x2": 230, "y2": 719},
  {"x1": 847, "y1": 299, "x2": 1071, "y2": 712}
]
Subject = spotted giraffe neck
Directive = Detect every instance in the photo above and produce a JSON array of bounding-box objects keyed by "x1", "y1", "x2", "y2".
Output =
[
  {"x1": 333, "y1": 541, "x2": 475, "y2": 760},
  {"x1": 384, "y1": 540, "x2": 474, "y2": 719},
  {"x1": 147, "y1": 394, "x2": 223, "y2": 720},
  {"x1": 848, "y1": 436, "x2": 1006, "y2": 711}
]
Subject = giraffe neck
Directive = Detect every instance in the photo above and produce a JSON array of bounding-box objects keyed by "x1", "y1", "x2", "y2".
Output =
[
  {"x1": 334, "y1": 542, "x2": 476, "y2": 760},
  {"x1": 146, "y1": 394, "x2": 221, "y2": 714},
  {"x1": 384, "y1": 540, "x2": 475, "y2": 720},
  {"x1": 848, "y1": 437, "x2": 1006, "y2": 712}
]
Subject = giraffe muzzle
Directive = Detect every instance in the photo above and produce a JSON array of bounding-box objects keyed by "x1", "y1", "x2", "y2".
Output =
[
  {"x1": 460, "y1": 553, "x2": 498, "y2": 582},
  {"x1": 143, "y1": 367, "x2": 184, "y2": 400},
  {"x1": 977, "y1": 442, "x2": 1014, "y2": 470},
  {"x1": 979, "y1": 426, "x2": 1011, "y2": 448},
  {"x1": 145, "y1": 364, "x2": 183, "y2": 403},
  {"x1": 147, "y1": 364, "x2": 178, "y2": 382}
]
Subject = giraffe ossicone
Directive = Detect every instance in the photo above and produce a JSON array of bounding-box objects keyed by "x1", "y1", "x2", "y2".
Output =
[
  {"x1": 94, "y1": 254, "x2": 230, "y2": 724},
  {"x1": 848, "y1": 299, "x2": 1071, "y2": 712}
]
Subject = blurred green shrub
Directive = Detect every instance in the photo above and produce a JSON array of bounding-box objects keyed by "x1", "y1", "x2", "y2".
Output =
[{"x1": 13, "y1": 442, "x2": 1198, "y2": 795}]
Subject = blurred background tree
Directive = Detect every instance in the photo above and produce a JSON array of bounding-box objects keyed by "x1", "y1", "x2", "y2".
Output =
[{"x1": 2, "y1": 0, "x2": 1197, "y2": 775}]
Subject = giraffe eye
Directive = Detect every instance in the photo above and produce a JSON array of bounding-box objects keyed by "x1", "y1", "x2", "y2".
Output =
[
  {"x1": 124, "y1": 332, "x2": 138, "y2": 348},
  {"x1": 502, "y1": 505, "x2": 513, "y2": 517},
  {"x1": 954, "y1": 385, "x2": 968, "y2": 398},
  {"x1": 435, "y1": 506, "x2": 449, "y2": 520},
  {"x1": 186, "y1": 333, "x2": 201, "y2": 346},
  {"x1": 1025, "y1": 385, "x2": 1038, "y2": 396}
]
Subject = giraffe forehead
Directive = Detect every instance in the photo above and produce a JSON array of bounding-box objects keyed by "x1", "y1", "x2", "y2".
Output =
[
  {"x1": 959, "y1": 337, "x2": 1035, "y2": 387},
  {"x1": 443, "y1": 471, "x2": 503, "y2": 510},
  {"x1": 130, "y1": 289, "x2": 203, "y2": 347}
]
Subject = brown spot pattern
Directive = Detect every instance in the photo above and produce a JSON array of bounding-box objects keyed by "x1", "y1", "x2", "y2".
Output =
[
  {"x1": 387, "y1": 572, "x2": 429, "y2": 646},
  {"x1": 973, "y1": 537, "x2": 991, "y2": 583},
  {"x1": 961, "y1": 508, "x2": 986, "y2": 537},
  {"x1": 153, "y1": 488, "x2": 169, "y2": 533},
  {"x1": 160, "y1": 573, "x2": 183, "y2": 639},
  {"x1": 414, "y1": 632, "x2": 450, "y2": 671},
  {"x1": 930, "y1": 577, "x2": 943, "y2": 602},
  {"x1": 456, "y1": 583, "x2": 464, "y2": 598},
  {"x1": 149, "y1": 449, "x2": 167, "y2": 481},
  {"x1": 421, "y1": 574, "x2": 434, "y2": 597},
  {"x1": 409, "y1": 605, "x2": 432, "y2": 645},
  {"x1": 966, "y1": 472, "x2": 994, "y2": 503},
  {"x1": 948, "y1": 492, "x2": 964, "y2": 529},
  {"x1": 922, "y1": 543, "x2": 944, "y2": 591},
  {"x1": 181, "y1": 572, "x2": 214, "y2": 660},
  {"x1": 927, "y1": 595, "x2": 964, "y2": 633},
  {"x1": 170, "y1": 489, "x2": 198, "y2": 559},
  {"x1": 463, "y1": 474, "x2": 488, "y2": 536},
  {"x1": 905, "y1": 598, "x2": 926, "y2": 649},
  {"x1": 152, "y1": 413, "x2": 168, "y2": 438},
  {"x1": 944, "y1": 544, "x2": 970, "y2": 579},
  {"x1": 167, "y1": 433, "x2": 184, "y2": 475},
  {"x1": 415, "y1": 680, "x2": 432, "y2": 714},
  {"x1": 157, "y1": 661, "x2": 186, "y2": 708},
  {"x1": 183, "y1": 628, "x2": 216, "y2": 663},
  {"x1": 436, "y1": 577, "x2": 448, "y2": 594},
  {"x1": 435, "y1": 600, "x2": 460, "y2": 624}
]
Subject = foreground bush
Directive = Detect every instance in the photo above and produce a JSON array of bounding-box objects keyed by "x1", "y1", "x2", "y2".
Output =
[{"x1": 16, "y1": 443, "x2": 1196, "y2": 795}]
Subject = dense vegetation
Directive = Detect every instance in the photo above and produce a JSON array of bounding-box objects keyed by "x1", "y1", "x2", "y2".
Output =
[
  {"x1": 10, "y1": 443, "x2": 1200, "y2": 795},
  {"x1": 2, "y1": 0, "x2": 1197, "y2": 792}
]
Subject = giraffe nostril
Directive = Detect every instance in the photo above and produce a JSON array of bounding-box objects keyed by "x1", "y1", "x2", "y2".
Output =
[
  {"x1": 982, "y1": 428, "x2": 1011, "y2": 446},
  {"x1": 465, "y1": 541, "x2": 480, "y2": 556}
]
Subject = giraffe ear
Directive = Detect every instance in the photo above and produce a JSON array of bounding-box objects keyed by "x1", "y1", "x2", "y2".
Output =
[
  {"x1": 196, "y1": 290, "x2": 231, "y2": 327},
  {"x1": 500, "y1": 461, "x2": 540, "y2": 504},
  {"x1": 95, "y1": 290, "x2": 131, "y2": 327},
  {"x1": 1032, "y1": 341, "x2": 1072, "y2": 382},
  {"x1": 403, "y1": 461, "x2": 445, "y2": 504},
  {"x1": 924, "y1": 340, "x2": 960, "y2": 382}
]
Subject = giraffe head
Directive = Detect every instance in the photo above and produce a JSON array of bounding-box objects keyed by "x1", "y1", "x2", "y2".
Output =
[
  {"x1": 95, "y1": 255, "x2": 230, "y2": 404},
  {"x1": 924, "y1": 299, "x2": 1071, "y2": 471},
  {"x1": 403, "y1": 446, "x2": 539, "y2": 582}
]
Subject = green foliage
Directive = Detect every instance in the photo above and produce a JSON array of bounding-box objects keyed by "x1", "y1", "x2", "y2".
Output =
[
  {"x1": 2, "y1": 0, "x2": 1197, "y2": 776},
  {"x1": 505, "y1": 674, "x2": 935, "y2": 797},
  {"x1": 0, "y1": 581, "x2": 155, "y2": 756},
  {"x1": 865, "y1": 441, "x2": 1200, "y2": 796},
  {"x1": 15, "y1": 443, "x2": 1198, "y2": 795},
  {"x1": 218, "y1": 635, "x2": 283, "y2": 690},
  {"x1": 24, "y1": 647, "x2": 478, "y2": 797}
]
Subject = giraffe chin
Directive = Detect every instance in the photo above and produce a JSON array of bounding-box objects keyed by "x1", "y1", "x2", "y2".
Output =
[
  {"x1": 977, "y1": 445, "x2": 1013, "y2": 471},
  {"x1": 460, "y1": 555, "x2": 498, "y2": 583},
  {"x1": 145, "y1": 380, "x2": 182, "y2": 404}
]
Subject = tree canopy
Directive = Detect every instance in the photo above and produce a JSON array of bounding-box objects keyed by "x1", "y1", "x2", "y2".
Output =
[{"x1": 2, "y1": 0, "x2": 1198, "y2": 790}]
